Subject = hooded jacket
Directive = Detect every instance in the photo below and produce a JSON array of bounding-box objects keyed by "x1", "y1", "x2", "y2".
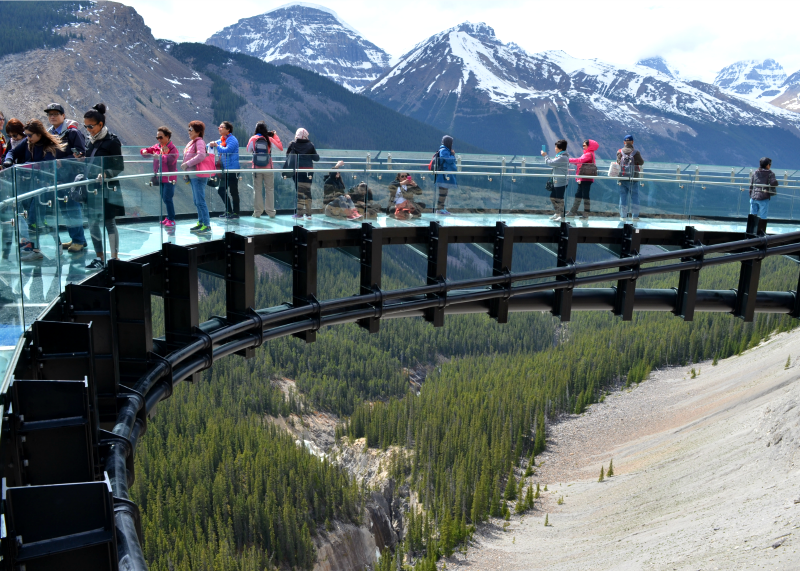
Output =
[
  {"x1": 543, "y1": 151, "x2": 570, "y2": 187},
  {"x1": 749, "y1": 168, "x2": 778, "y2": 201},
  {"x1": 141, "y1": 140, "x2": 179, "y2": 183},
  {"x1": 434, "y1": 144, "x2": 457, "y2": 187},
  {"x1": 569, "y1": 139, "x2": 599, "y2": 183}
]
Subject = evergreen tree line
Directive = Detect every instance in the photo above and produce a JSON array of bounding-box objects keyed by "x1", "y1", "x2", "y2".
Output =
[{"x1": 0, "y1": 2, "x2": 86, "y2": 57}]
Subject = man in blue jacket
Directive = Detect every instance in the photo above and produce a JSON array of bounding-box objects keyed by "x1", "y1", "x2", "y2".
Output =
[
  {"x1": 435, "y1": 135, "x2": 457, "y2": 215},
  {"x1": 45, "y1": 103, "x2": 88, "y2": 253},
  {"x1": 208, "y1": 121, "x2": 240, "y2": 219}
]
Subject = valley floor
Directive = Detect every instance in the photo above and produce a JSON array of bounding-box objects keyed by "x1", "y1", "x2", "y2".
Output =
[{"x1": 458, "y1": 328, "x2": 800, "y2": 570}]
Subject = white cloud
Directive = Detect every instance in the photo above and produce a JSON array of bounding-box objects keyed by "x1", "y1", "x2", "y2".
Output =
[{"x1": 124, "y1": 0, "x2": 800, "y2": 83}]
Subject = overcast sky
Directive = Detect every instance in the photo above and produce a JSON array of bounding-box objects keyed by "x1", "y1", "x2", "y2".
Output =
[{"x1": 124, "y1": 0, "x2": 800, "y2": 83}]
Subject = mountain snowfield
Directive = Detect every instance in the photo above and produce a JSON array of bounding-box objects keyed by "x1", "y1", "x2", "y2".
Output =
[{"x1": 205, "y1": 3, "x2": 390, "y2": 91}]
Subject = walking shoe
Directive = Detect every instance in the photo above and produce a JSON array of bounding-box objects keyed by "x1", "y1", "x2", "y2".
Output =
[
  {"x1": 20, "y1": 249, "x2": 43, "y2": 262},
  {"x1": 563, "y1": 211, "x2": 576, "y2": 218},
  {"x1": 580, "y1": 211, "x2": 589, "y2": 219},
  {"x1": 620, "y1": 216, "x2": 626, "y2": 221},
  {"x1": 196, "y1": 225, "x2": 212, "y2": 235},
  {"x1": 67, "y1": 243, "x2": 85, "y2": 253},
  {"x1": 305, "y1": 214, "x2": 313, "y2": 219},
  {"x1": 268, "y1": 212, "x2": 276, "y2": 219},
  {"x1": 61, "y1": 241, "x2": 73, "y2": 249},
  {"x1": 438, "y1": 209, "x2": 452, "y2": 216},
  {"x1": 219, "y1": 212, "x2": 231, "y2": 219},
  {"x1": 292, "y1": 213, "x2": 304, "y2": 219},
  {"x1": 227, "y1": 213, "x2": 239, "y2": 220},
  {"x1": 549, "y1": 213, "x2": 560, "y2": 220},
  {"x1": 632, "y1": 216, "x2": 640, "y2": 221},
  {"x1": 347, "y1": 212, "x2": 363, "y2": 220},
  {"x1": 160, "y1": 217, "x2": 170, "y2": 225},
  {"x1": 189, "y1": 223, "x2": 204, "y2": 233},
  {"x1": 163, "y1": 219, "x2": 175, "y2": 227},
  {"x1": 86, "y1": 257, "x2": 104, "y2": 269},
  {"x1": 252, "y1": 212, "x2": 262, "y2": 218}
]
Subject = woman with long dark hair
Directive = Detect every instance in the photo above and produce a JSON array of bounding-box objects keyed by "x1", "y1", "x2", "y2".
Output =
[
  {"x1": 79, "y1": 104, "x2": 124, "y2": 269},
  {"x1": 246, "y1": 121, "x2": 282, "y2": 218}
]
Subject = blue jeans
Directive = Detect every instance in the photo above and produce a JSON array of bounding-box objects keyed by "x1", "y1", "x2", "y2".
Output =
[
  {"x1": 619, "y1": 180, "x2": 639, "y2": 217},
  {"x1": 190, "y1": 177, "x2": 210, "y2": 226},
  {"x1": 749, "y1": 198, "x2": 769, "y2": 219},
  {"x1": 60, "y1": 198, "x2": 87, "y2": 246},
  {"x1": 160, "y1": 182, "x2": 176, "y2": 221}
]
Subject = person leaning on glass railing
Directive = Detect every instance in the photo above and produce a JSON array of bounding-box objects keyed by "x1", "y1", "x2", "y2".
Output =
[
  {"x1": 747, "y1": 157, "x2": 778, "y2": 220},
  {"x1": 78, "y1": 104, "x2": 124, "y2": 270},
  {"x1": 140, "y1": 126, "x2": 178, "y2": 227},
  {"x1": 541, "y1": 139, "x2": 570, "y2": 221},
  {"x1": 208, "y1": 121, "x2": 240, "y2": 219},
  {"x1": 246, "y1": 121, "x2": 283, "y2": 218},
  {"x1": 180, "y1": 120, "x2": 213, "y2": 235},
  {"x1": 45, "y1": 103, "x2": 89, "y2": 254},
  {"x1": 282, "y1": 128, "x2": 319, "y2": 219},
  {"x1": 616, "y1": 134, "x2": 645, "y2": 221}
]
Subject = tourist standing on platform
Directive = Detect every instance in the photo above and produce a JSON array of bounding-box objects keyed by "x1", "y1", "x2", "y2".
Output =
[
  {"x1": 80, "y1": 104, "x2": 124, "y2": 269},
  {"x1": 208, "y1": 121, "x2": 240, "y2": 219},
  {"x1": 567, "y1": 139, "x2": 599, "y2": 219},
  {"x1": 141, "y1": 127, "x2": 179, "y2": 227},
  {"x1": 282, "y1": 128, "x2": 319, "y2": 219},
  {"x1": 747, "y1": 157, "x2": 778, "y2": 220},
  {"x1": 433, "y1": 135, "x2": 457, "y2": 215},
  {"x1": 246, "y1": 121, "x2": 282, "y2": 218},
  {"x1": 180, "y1": 121, "x2": 213, "y2": 235},
  {"x1": 45, "y1": 103, "x2": 88, "y2": 253},
  {"x1": 616, "y1": 135, "x2": 644, "y2": 221},
  {"x1": 541, "y1": 139, "x2": 570, "y2": 221},
  {"x1": 1, "y1": 119, "x2": 28, "y2": 259},
  {"x1": 0, "y1": 112, "x2": 6, "y2": 159}
]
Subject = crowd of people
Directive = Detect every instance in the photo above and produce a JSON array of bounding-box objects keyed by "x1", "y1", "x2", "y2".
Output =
[{"x1": 0, "y1": 104, "x2": 783, "y2": 269}]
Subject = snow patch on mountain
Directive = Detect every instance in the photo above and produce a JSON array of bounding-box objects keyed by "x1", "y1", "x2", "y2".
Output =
[
  {"x1": 713, "y1": 59, "x2": 787, "y2": 101},
  {"x1": 637, "y1": 56, "x2": 680, "y2": 79}
]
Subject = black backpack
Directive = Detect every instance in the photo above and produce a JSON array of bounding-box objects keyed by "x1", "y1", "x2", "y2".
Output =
[{"x1": 253, "y1": 136, "x2": 271, "y2": 168}]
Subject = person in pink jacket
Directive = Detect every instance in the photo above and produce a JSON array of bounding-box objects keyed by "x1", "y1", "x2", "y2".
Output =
[
  {"x1": 180, "y1": 120, "x2": 212, "y2": 234},
  {"x1": 140, "y1": 126, "x2": 179, "y2": 226},
  {"x1": 245, "y1": 121, "x2": 283, "y2": 218},
  {"x1": 567, "y1": 139, "x2": 599, "y2": 218}
]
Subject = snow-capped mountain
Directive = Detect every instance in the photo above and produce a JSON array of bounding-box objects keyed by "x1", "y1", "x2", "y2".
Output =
[
  {"x1": 367, "y1": 22, "x2": 800, "y2": 163},
  {"x1": 636, "y1": 56, "x2": 679, "y2": 79},
  {"x1": 205, "y1": 3, "x2": 390, "y2": 91},
  {"x1": 713, "y1": 59, "x2": 786, "y2": 101}
]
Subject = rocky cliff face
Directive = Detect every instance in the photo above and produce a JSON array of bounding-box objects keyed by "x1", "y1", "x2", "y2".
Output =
[
  {"x1": 205, "y1": 3, "x2": 391, "y2": 91},
  {"x1": 0, "y1": 2, "x2": 214, "y2": 145}
]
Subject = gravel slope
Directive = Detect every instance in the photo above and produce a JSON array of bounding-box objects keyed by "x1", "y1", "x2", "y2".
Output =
[{"x1": 460, "y1": 328, "x2": 800, "y2": 570}]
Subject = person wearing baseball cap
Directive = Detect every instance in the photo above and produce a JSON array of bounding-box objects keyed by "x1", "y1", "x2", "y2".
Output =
[
  {"x1": 616, "y1": 134, "x2": 644, "y2": 221},
  {"x1": 45, "y1": 102, "x2": 88, "y2": 253}
]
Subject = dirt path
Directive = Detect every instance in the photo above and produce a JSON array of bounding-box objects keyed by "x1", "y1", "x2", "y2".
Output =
[{"x1": 457, "y1": 329, "x2": 800, "y2": 570}]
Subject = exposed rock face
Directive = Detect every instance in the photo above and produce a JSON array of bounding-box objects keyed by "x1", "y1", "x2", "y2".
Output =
[
  {"x1": 313, "y1": 523, "x2": 378, "y2": 571},
  {"x1": 0, "y1": 2, "x2": 214, "y2": 145},
  {"x1": 206, "y1": 4, "x2": 391, "y2": 91},
  {"x1": 713, "y1": 59, "x2": 787, "y2": 100}
]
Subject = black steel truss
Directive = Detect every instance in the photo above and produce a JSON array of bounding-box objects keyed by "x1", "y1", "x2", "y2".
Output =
[{"x1": 2, "y1": 215, "x2": 800, "y2": 571}]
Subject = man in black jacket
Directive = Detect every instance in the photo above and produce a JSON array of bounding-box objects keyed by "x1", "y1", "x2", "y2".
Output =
[{"x1": 45, "y1": 103, "x2": 88, "y2": 253}]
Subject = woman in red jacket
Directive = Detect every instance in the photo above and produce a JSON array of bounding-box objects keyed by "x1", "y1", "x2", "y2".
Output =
[
  {"x1": 567, "y1": 139, "x2": 599, "y2": 218},
  {"x1": 140, "y1": 126, "x2": 179, "y2": 227}
]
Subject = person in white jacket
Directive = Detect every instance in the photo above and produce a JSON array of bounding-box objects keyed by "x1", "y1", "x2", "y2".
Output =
[{"x1": 541, "y1": 139, "x2": 570, "y2": 220}]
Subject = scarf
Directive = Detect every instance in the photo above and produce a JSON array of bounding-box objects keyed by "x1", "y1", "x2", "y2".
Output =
[
  {"x1": 89, "y1": 125, "x2": 108, "y2": 144},
  {"x1": 294, "y1": 127, "x2": 309, "y2": 141}
]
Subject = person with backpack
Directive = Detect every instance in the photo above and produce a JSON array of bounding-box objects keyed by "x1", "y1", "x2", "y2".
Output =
[
  {"x1": 431, "y1": 135, "x2": 457, "y2": 215},
  {"x1": 45, "y1": 103, "x2": 89, "y2": 253},
  {"x1": 208, "y1": 121, "x2": 240, "y2": 219},
  {"x1": 541, "y1": 139, "x2": 570, "y2": 220},
  {"x1": 746, "y1": 157, "x2": 778, "y2": 219},
  {"x1": 616, "y1": 135, "x2": 644, "y2": 221},
  {"x1": 180, "y1": 120, "x2": 213, "y2": 235},
  {"x1": 140, "y1": 126, "x2": 179, "y2": 227},
  {"x1": 282, "y1": 128, "x2": 319, "y2": 219},
  {"x1": 246, "y1": 121, "x2": 283, "y2": 218},
  {"x1": 566, "y1": 139, "x2": 599, "y2": 219}
]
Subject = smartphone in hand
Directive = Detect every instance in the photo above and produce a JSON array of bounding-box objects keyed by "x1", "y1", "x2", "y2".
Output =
[
  {"x1": 541, "y1": 144, "x2": 547, "y2": 153},
  {"x1": 72, "y1": 148, "x2": 84, "y2": 157}
]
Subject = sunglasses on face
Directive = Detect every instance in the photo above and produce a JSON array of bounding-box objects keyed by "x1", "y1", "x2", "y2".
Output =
[
  {"x1": 188, "y1": 128, "x2": 194, "y2": 132},
  {"x1": 84, "y1": 124, "x2": 99, "y2": 130},
  {"x1": 23, "y1": 132, "x2": 33, "y2": 138},
  {"x1": 156, "y1": 135, "x2": 165, "y2": 140}
]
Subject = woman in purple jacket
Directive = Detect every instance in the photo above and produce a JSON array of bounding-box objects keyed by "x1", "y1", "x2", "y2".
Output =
[{"x1": 140, "y1": 126, "x2": 179, "y2": 227}]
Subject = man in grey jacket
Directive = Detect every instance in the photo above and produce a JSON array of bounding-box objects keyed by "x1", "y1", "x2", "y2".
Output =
[{"x1": 541, "y1": 139, "x2": 570, "y2": 220}]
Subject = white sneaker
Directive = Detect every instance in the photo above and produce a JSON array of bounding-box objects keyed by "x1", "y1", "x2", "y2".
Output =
[
  {"x1": 620, "y1": 216, "x2": 626, "y2": 221},
  {"x1": 549, "y1": 213, "x2": 559, "y2": 220},
  {"x1": 632, "y1": 216, "x2": 640, "y2": 221}
]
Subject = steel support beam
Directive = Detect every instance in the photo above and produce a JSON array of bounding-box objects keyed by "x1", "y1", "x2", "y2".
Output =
[
  {"x1": 490, "y1": 221, "x2": 514, "y2": 323},
  {"x1": 224, "y1": 232, "x2": 257, "y2": 358},
  {"x1": 292, "y1": 225, "x2": 319, "y2": 343},
  {"x1": 674, "y1": 226, "x2": 705, "y2": 321},
  {"x1": 734, "y1": 215, "x2": 768, "y2": 322},
  {"x1": 552, "y1": 222, "x2": 578, "y2": 322},
  {"x1": 424, "y1": 221, "x2": 448, "y2": 327},
  {"x1": 358, "y1": 223, "x2": 383, "y2": 333},
  {"x1": 613, "y1": 224, "x2": 641, "y2": 321},
  {"x1": 108, "y1": 259, "x2": 153, "y2": 389}
]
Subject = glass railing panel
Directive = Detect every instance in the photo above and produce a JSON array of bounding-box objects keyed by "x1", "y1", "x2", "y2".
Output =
[
  {"x1": 432, "y1": 170, "x2": 502, "y2": 219},
  {"x1": 637, "y1": 177, "x2": 688, "y2": 221},
  {"x1": 687, "y1": 179, "x2": 747, "y2": 222},
  {"x1": 0, "y1": 167, "x2": 23, "y2": 380},
  {"x1": 57, "y1": 158, "x2": 97, "y2": 283},
  {"x1": 14, "y1": 161, "x2": 60, "y2": 327},
  {"x1": 112, "y1": 153, "x2": 167, "y2": 258},
  {"x1": 503, "y1": 171, "x2": 564, "y2": 220},
  {"x1": 769, "y1": 182, "x2": 795, "y2": 223}
]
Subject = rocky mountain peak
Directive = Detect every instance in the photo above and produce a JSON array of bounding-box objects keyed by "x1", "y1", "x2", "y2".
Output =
[
  {"x1": 205, "y1": 3, "x2": 391, "y2": 92},
  {"x1": 713, "y1": 58, "x2": 787, "y2": 100},
  {"x1": 636, "y1": 56, "x2": 679, "y2": 79},
  {"x1": 453, "y1": 22, "x2": 496, "y2": 39}
]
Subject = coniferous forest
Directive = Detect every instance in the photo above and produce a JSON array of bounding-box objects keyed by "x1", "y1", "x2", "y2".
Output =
[
  {"x1": 133, "y1": 243, "x2": 799, "y2": 570},
  {"x1": 0, "y1": 2, "x2": 86, "y2": 56}
]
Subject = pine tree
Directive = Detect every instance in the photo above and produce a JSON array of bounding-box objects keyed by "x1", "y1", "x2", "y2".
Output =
[
  {"x1": 524, "y1": 484, "x2": 535, "y2": 509},
  {"x1": 504, "y1": 468, "x2": 517, "y2": 501},
  {"x1": 490, "y1": 476, "x2": 501, "y2": 517},
  {"x1": 502, "y1": 501, "x2": 510, "y2": 521},
  {"x1": 607, "y1": 459, "x2": 614, "y2": 477},
  {"x1": 712, "y1": 354, "x2": 719, "y2": 366},
  {"x1": 534, "y1": 482, "x2": 540, "y2": 499},
  {"x1": 598, "y1": 466, "x2": 605, "y2": 482},
  {"x1": 785, "y1": 355, "x2": 791, "y2": 369},
  {"x1": 544, "y1": 513, "x2": 549, "y2": 526}
]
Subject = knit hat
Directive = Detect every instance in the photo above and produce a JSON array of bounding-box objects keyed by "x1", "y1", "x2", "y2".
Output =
[
  {"x1": 295, "y1": 127, "x2": 309, "y2": 140},
  {"x1": 442, "y1": 135, "x2": 453, "y2": 149},
  {"x1": 623, "y1": 134, "x2": 634, "y2": 142}
]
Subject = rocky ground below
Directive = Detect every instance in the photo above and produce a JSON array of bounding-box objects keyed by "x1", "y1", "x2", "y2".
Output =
[{"x1": 454, "y1": 329, "x2": 800, "y2": 570}]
